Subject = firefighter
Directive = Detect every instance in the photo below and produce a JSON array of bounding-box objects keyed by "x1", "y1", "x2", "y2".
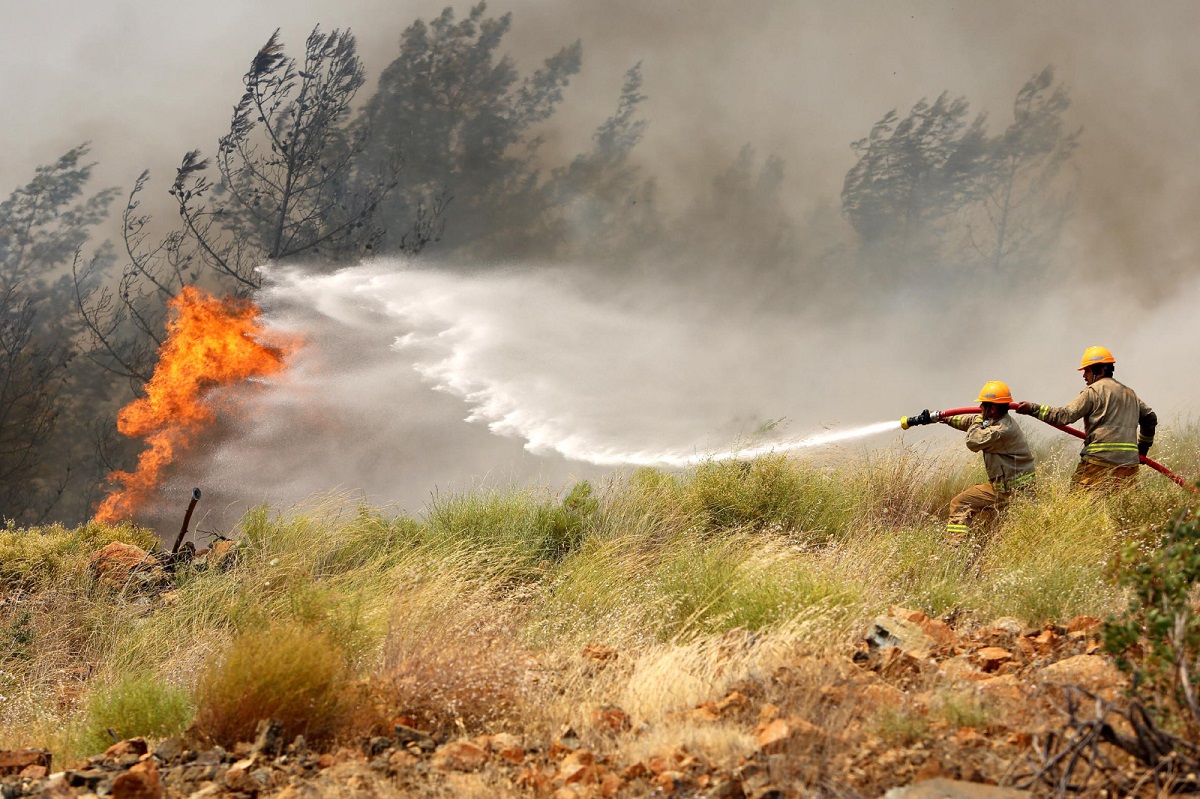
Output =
[
  {"x1": 907, "y1": 381, "x2": 1036, "y2": 544},
  {"x1": 1016, "y1": 346, "x2": 1156, "y2": 491}
]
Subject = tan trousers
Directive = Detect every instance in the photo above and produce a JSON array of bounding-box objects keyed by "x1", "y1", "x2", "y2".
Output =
[
  {"x1": 946, "y1": 483, "x2": 1005, "y2": 544},
  {"x1": 1071, "y1": 460, "x2": 1139, "y2": 492}
]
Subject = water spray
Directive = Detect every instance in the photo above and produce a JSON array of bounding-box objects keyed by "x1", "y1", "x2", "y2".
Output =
[
  {"x1": 902, "y1": 404, "x2": 1196, "y2": 493},
  {"x1": 596, "y1": 419, "x2": 903, "y2": 468}
]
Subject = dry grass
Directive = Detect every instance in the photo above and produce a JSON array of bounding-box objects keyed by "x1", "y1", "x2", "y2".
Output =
[
  {"x1": 0, "y1": 422, "x2": 1195, "y2": 775},
  {"x1": 191, "y1": 621, "x2": 358, "y2": 747}
]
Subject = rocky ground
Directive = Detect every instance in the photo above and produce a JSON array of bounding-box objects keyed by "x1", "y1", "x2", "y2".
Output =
[{"x1": 0, "y1": 604, "x2": 1153, "y2": 799}]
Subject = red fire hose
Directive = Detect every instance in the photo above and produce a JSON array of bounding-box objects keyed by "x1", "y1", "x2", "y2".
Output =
[{"x1": 919, "y1": 404, "x2": 1196, "y2": 493}]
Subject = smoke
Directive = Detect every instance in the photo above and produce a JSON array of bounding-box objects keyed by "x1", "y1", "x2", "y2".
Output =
[
  {"x1": 6, "y1": 2, "x2": 1199, "y2": 531},
  {"x1": 145, "y1": 256, "x2": 1200, "y2": 536}
]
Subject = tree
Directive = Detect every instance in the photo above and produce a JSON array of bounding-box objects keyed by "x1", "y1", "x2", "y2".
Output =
[
  {"x1": 527, "y1": 62, "x2": 658, "y2": 263},
  {"x1": 356, "y1": 2, "x2": 582, "y2": 256},
  {"x1": 0, "y1": 146, "x2": 116, "y2": 523},
  {"x1": 841, "y1": 92, "x2": 987, "y2": 263},
  {"x1": 968, "y1": 67, "x2": 1080, "y2": 276},
  {"x1": 75, "y1": 25, "x2": 429, "y2": 391}
]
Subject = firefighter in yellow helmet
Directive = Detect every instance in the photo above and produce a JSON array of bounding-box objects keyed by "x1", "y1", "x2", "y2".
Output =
[
  {"x1": 905, "y1": 381, "x2": 1036, "y2": 545},
  {"x1": 1016, "y1": 346, "x2": 1157, "y2": 491}
]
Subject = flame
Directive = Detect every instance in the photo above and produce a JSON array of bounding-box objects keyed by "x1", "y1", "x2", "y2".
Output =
[{"x1": 93, "y1": 286, "x2": 295, "y2": 523}]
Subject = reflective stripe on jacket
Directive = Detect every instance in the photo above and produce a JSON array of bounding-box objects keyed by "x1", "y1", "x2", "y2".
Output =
[
  {"x1": 946, "y1": 413, "x2": 1036, "y2": 492},
  {"x1": 1034, "y1": 377, "x2": 1157, "y2": 467}
]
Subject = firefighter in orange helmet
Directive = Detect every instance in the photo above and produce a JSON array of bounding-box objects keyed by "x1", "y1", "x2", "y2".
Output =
[
  {"x1": 1016, "y1": 346, "x2": 1156, "y2": 491},
  {"x1": 940, "y1": 381, "x2": 1036, "y2": 544}
]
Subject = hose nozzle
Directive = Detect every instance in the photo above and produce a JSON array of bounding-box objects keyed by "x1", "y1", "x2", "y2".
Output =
[{"x1": 900, "y1": 409, "x2": 933, "y2": 430}]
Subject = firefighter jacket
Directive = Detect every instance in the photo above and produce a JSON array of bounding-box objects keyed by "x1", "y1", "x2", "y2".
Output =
[
  {"x1": 945, "y1": 413, "x2": 1036, "y2": 493},
  {"x1": 1031, "y1": 377, "x2": 1156, "y2": 467}
]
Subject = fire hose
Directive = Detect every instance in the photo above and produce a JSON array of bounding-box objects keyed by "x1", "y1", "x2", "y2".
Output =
[{"x1": 901, "y1": 404, "x2": 1197, "y2": 493}]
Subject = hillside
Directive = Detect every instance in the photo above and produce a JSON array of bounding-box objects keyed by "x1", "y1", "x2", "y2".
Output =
[{"x1": 1, "y1": 428, "x2": 1198, "y2": 798}]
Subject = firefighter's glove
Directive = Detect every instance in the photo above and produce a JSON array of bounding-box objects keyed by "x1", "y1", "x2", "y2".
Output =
[
  {"x1": 907, "y1": 409, "x2": 932, "y2": 426},
  {"x1": 1138, "y1": 440, "x2": 1152, "y2": 457},
  {"x1": 1014, "y1": 402, "x2": 1036, "y2": 415}
]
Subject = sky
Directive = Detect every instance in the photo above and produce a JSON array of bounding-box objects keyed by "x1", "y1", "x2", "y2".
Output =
[{"x1": 5, "y1": 1, "x2": 1199, "y2": 527}]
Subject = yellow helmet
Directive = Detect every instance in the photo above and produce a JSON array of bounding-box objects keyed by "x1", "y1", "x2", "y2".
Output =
[
  {"x1": 976, "y1": 380, "x2": 1013, "y2": 405},
  {"x1": 1078, "y1": 345, "x2": 1116, "y2": 371}
]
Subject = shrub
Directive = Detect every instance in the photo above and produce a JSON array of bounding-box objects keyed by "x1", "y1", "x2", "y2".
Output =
[
  {"x1": 192, "y1": 622, "x2": 354, "y2": 747},
  {"x1": 383, "y1": 583, "x2": 530, "y2": 736},
  {"x1": 1103, "y1": 504, "x2": 1200, "y2": 734},
  {"x1": 79, "y1": 675, "x2": 193, "y2": 755}
]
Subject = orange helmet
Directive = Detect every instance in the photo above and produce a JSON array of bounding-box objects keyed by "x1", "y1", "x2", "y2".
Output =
[
  {"x1": 976, "y1": 380, "x2": 1013, "y2": 405},
  {"x1": 1078, "y1": 346, "x2": 1116, "y2": 371}
]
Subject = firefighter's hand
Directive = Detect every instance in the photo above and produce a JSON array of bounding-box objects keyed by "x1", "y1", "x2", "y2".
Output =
[
  {"x1": 1015, "y1": 402, "x2": 1036, "y2": 415},
  {"x1": 1139, "y1": 440, "x2": 1152, "y2": 457}
]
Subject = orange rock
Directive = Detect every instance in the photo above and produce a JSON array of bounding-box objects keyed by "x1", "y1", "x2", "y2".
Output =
[
  {"x1": 952, "y1": 727, "x2": 985, "y2": 747},
  {"x1": 88, "y1": 542, "x2": 160, "y2": 587},
  {"x1": 758, "y1": 703, "x2": 781, "y2": 725},
  {"x1": 0, "y1": 749, "x2": 52, "y2": 777},
  {"x1": 756, "y1": 717, "x2": 818, "y2": 754},
  {"x1": 920, "y1": 617, "x2": 959, "y2": 647},
  {"x1": 651, "y1": 770, "x2": 687, "y2": 793},
  {"x1": 111, "y1": 758, "x2": 163, "y2": 799},
  {"x1": 432, "y1": 740, "x2": 489, "y2": 772},
  {"x1": 889, "y1": 606, "x2": 927, "y2": 623},
  {"x1": 582, "y1": 643, "x2": 618, "y2": 664},
  {"x1": 862, "y1": 682, "x2": 905, "y2": 705},
  {"x1": 105, "y1": 738, "x2": 149, "y2": 759},
  {"x1": 18, "y1": 765, "x2": 48, "y2": 779},
  {"x1": 621, "y1": 762, "x2": 649, "y2": 780},
  {"x1": 1067, "y1": 615, "x2": 1101, "y2": 633},
  {"x1": 715, "y1": 691, "x2": 749, "y2": 714},
  {"x1": 592, "y1": 704, "x2": 631, "y2": 732},
  {"x1": 600, "y1": 772, "x2": 625, "y2": 798},
  {"x1": 688, "y1": 703, "x2": 722, "y2": 723},
  {"x1": 973, "y1": 646, "x2": 1014, "y2": 672},
  {"x1": 1037, "y1": 654, "x2": 1123, "y2": 695}
]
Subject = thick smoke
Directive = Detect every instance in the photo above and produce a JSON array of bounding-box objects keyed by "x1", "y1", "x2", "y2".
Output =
[
  {"x1": 151, "y1": 257, "x2": 1200, "y2": 536},
  {"x1": 5, "y1": 2, "x2": 1198, "y2": 533}
]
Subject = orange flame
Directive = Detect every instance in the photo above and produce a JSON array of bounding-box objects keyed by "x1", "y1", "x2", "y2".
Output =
[{"x1": 93, "y1": 286, "x2": 295, "y2": 524}]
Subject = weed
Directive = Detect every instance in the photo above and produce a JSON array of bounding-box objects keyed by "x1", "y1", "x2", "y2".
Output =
[
  {"x1": 77, "y1": 675, "x2": 193, "y2": 755},
  {"x1": 871, "y1": 705, "x2": 929, "y2": 745},
  {"x1": 192, "y1": 621, "x2": 355, "y2": 747}
]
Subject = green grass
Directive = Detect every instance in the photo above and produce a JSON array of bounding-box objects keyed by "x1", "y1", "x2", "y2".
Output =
[
  {"x1": 0, "y1": 420, "x2": 1195, "y2": 757},
  {"x1": 77, "y1": 675, "x2": 193, "y2": 754}
]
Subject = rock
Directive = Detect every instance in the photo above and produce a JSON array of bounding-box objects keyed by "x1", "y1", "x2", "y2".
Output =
[
  {"x1": 868, "y1": 617, "x2": 933, "y2": 657},
  {"x1": 988, "y1": 618, "x2": 1025, "y2": 636},
  {"x1": 973, "y1": 647, "x2": 1014, "y2": 673},
  {"x1": 0, "y1": 748, "x2": 51, "y2": 777},
  {"x1": 1066, "y1": 616, "x2": 1100, "y2": 633},
  {"x1": 882, "y1": 777, "x2": 1030, "y2": 799},
  {"x1": 1037, "y1": 655, "x2": 1123, "y2": 694},
  {"x1": 592, "y1": 705, "x2": 631, "y2": 733},
  {"x1": 105, "y1": 738, "x2": 149, "y2": 760},
  {"x1": 756, "y1": 717, "x2": 819, "y2": 754},
  {"x1": 392, "y1": 723, "x2": 435, "y2": 752},
  {"x1": 486, "y1": 733, "x2": 525, "y2": 764},
  {"x1": 250, "y1": 718, "x2": 283, "y2": 759},
  {"x1": 153, "y1": 738, "x2": 184, "y2": 763},
  {"x1": 939, "y1": 656, "x2": 987, "y2": 683},
  {"x1": 582, "y1": 643, "x2": 618, "y2": 667},
  {"x1": 88, "y1": 542, "x2": 161, "y2": 587},
  {"x1": 432, "y1": 741, "x2": 489, "y2": 772},
  {"x1": 111, "y1": 758, "x2": 163, "y2": 799},
  {"x1": 557, "y1": 750, "x2": 597, "y2": 786}
]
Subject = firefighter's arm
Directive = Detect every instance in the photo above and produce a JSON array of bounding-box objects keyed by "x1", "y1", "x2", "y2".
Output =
[
  {"x1": 942, "y1": 414, "x2": 979, "y2": 433},
  {"x1": 964, "y1": 419, "x2": 1006, "y2": 452},
  {"x1": 1028, "y1": 388, "x2": 1094, "y2": 426},
  {"x1": 1138, "y1": 399, "x2": 1157, "y2": 456}
]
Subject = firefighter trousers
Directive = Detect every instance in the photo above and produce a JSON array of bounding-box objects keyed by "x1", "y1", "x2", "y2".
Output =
[
  {"x1": 946, "y1": 483, "x2": 1005, "y2": 545},
  {"x1": 1070, "y1": 460, "x2": 1139, "y2": 492}
]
